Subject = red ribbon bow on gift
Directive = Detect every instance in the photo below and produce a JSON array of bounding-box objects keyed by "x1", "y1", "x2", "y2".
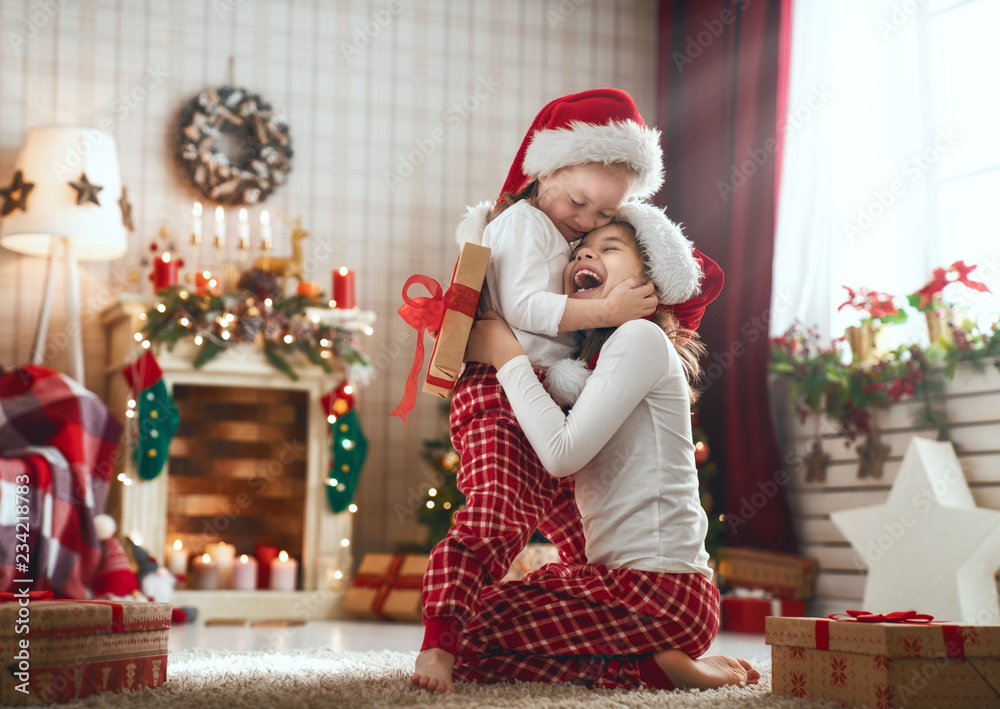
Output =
[
  {"x1": 0, "y1": 590, "x2": 55, "y2": 602},
  {"x1": 390, "y1": 274, "x2": 479, "y2": 424},
  {"x1": 828, "y1": 609, "x2": 934, "y2": 623}
]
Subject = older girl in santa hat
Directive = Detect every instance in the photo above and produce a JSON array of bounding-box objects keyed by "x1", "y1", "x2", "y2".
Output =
[
  {"x1": 413, "y1": 89, "x2": 697, "y2": 693},
  {"x1": 444, "y1": 203, "x2": 758, "y2": 692}
]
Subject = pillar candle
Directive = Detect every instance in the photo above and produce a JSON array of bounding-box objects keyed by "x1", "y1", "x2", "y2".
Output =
[
  {"x1": 215, "y1": 206, "x2": 226, "y2": 247},
  {"x1": 238, "y1": 207, "x2": 250, "y2": 249},
  {"x1": 192, "y1": 202, "x2": 203, "y2": 243},
  {"x1": 230, "y1": 554, "x2": 258, "y2": 590},
  {"x1": 190, "y1": 553, "x2": 218, "y2": 590},
  {"x1": 296, "y1": 280, "x2": 322, "y2": 297},
  {"x1": 207, "y1": 542, "x2": 236, "y2": 589},
  {"x1": 332, "y1": 267, "x2": 356, "y2": 309},
  {"x1": 255, "y1": 545, "x2": 279, "y2": 588},
  {"x1": 269, "y1": 550, "x2": 298, "y2": 591},
  {"x1": 165, "y1": 539, "x2": 188, "y2": 576},
  {"x1": 151, "y1": 252, "x2": 178, "y2": 293}
]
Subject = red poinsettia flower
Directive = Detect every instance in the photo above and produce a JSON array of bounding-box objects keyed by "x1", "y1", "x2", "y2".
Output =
[
  {"x1": 911, "y1": 260, "x2": 992, "y2": 310},
  {"x1": 838, "y1": 286, "x2": 903, "y2": 322}
]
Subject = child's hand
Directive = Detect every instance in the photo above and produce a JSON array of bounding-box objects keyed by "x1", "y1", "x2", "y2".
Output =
[
  {"x1": 603, "y1": 278, "x2": 657, "y2": 325},
  {"x1": 465, "y1": 311, "x2": 525, "y2": 370}
]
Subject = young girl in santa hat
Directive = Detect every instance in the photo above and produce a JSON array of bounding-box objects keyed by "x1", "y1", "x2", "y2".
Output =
[
  {"x1": 444, "y1": 203, "x2": 759, "y2": 692},
  {"x1": 413, "y1": 89, "x2": 702, "y2": 693}
]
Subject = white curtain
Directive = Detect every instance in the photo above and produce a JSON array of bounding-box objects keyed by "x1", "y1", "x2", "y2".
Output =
[{"x1": 771, "y1": 0, "x2": 1000, "y2": 344}]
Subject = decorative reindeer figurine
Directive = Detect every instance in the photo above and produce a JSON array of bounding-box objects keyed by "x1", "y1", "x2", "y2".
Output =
[{"x1": 254, "y1": 211, "x2": 309, "y2": 289}]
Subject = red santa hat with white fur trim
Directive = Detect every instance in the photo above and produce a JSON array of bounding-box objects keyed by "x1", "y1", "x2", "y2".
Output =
[{"x1": 456, "y1": 88, "x2": 663, "y2": 246}]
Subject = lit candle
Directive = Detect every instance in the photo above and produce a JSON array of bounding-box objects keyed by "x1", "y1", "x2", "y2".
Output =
[
  {"x1": 332, "y1": 267, "x2": 356, "y2": 309},
  {"x1": 166, "y1": 539, "x2": 188, "y2": 576},
  {"x1": 296, "y1": 281, "x2": 322, "y2": 297},
  {"x1": 269, "y1": 550, "x2": 298, "y2": 591},
  {"x1": 215, "y1": 206, "x2": 226, "y2": 248},
  {"x1": 151, "y1": 251, "x2": 178, "y2": 293},
  {"x1": 255, "y1": 545, "x2": 279, "y2": 588},
  {"x1": 191, "y1": 553, "x2": 218, "y2": 590},
  {"x1": 207, "y1": 541, "x2": 236, "y2": 589},
  {"x1": 260, "y1": 209, "x2": 272, "y2": 249},
  {"x1": 192, "y1": 202, "x2": 203, "y2": 243},
  {"x1": 230, "y1": 554, "x2": 258, "y2": 590},
  {"x1": 239, "y1": 207, "x2": 250, "y2": 249}
]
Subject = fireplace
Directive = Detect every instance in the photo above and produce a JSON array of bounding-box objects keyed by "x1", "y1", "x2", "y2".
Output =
[{"x1": 101, "y1": 294, "x2": 373, "y2": 623}]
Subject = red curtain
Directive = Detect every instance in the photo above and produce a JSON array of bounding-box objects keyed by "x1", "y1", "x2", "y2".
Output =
[{"x1": 656, "y1": 0, "x2": 797, "y2": 551}]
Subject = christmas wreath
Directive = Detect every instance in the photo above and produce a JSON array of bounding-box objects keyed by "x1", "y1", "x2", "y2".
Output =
[{"x1": 175, "y1": 86, "x2": 293, "y2": 205}]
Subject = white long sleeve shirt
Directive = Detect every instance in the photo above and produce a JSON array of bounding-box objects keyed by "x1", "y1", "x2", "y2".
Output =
[
  {"x1": 496, "y1": 318, "x2": 713, "y2": 579},
  {"x1": 478, "y1": 200, "x2": 577, "y2": 370}
]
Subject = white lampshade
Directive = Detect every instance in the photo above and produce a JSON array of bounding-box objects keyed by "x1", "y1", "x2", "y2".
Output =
[{"x1": 0, "y1": 126, "x2": 127, "y2": 261}]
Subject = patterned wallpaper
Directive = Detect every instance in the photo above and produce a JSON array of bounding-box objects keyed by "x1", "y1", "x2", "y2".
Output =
[{"x1": 0, "y1": 0, "x2": 659, "y2": 560}]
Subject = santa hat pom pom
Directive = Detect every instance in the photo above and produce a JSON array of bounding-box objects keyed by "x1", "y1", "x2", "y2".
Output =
[
  {"x1": 94, "y1": 514, "x2": 117, "y2": 541},
  {"x1": 544, "y1": 358, "x2": 593, "y2": 408},
  {"x1": 455, "y1": 201, "x2": 493, "y2": 246}
]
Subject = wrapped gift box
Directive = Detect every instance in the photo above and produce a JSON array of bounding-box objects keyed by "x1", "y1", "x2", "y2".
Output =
[
  {"x1": 720, "y1": 592, "x2": 806, "y2": 633},
  {"x1": 716, "y1": 546, "x2": 817, "y2": 599},
  {"x1": 422, "y1": 242, "x2": 491, "y2": 398},
  {"x1": 342, "y1": 554, "x2": 427, "y2": 622},
  {"x1": 500, "y1": 543, "x2": 561, "y2": 582},
  {"x1": 0, "y1": 600, "x2": 171, "y2": 705},
  {"x1": 766, "y1": 615, "x2": 1000, "y2": 708}
]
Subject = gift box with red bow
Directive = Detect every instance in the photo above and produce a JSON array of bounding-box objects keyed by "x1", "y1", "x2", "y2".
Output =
[
  {"x1": 341, "y1": 554, "x2": 427, "y2": 622},
  {"x1": 720, "y1": 588, "x2": 806, "y2": 633},
  {"x1": 0, "y1": 598, "x2": 171, "y2": 704},
  {"x1": 392, "y1": 242, "x2": 491, "y2": 421},
  {"x1": 766, "y1": 612, "x2": 1000, "y2": 708}
]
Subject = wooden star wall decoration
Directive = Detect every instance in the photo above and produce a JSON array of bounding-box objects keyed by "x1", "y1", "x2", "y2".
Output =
[
  {"x1": 856, "y1": 428, "x2": 890, "y2": 479},
  {"x1": 69, "y1": 173, "x2": 103, "y2": 206},
  {"x1": 0, "y1": 170, "x2": 34, "y2": 216},
  {"x1": 804, "y1": 438, "x2": 831, "y2": 483}
]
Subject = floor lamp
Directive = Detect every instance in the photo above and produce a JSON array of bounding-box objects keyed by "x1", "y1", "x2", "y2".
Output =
[{"x1": 0, "y1": 126, "x2": 128, "y2": 382}]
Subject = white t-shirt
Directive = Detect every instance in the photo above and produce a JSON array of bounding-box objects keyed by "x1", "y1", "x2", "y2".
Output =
[
  {"x1": 496, "y1": 318, "x2": 713, "y2": 579},
  {"x1": 478, "y1": 200, "x2": 577, "y2": 370}
]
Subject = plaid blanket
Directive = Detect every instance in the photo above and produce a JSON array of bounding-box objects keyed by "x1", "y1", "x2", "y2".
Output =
[{"x1": 0, "y1": 365, "x2": 122, "y2": 597}]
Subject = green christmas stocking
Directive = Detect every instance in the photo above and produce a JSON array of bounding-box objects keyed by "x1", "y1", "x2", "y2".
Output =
[
  {"x1": 322, "y1": 383, "x2": 368, "y2": 513},
  {"x1": 122, "y1": 351, "x2": 180, "y2": 480}
]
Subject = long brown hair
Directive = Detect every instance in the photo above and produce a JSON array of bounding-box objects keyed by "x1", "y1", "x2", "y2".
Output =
[{"x1": 575, "y1": 221, "x2": 707, "y2": 402}]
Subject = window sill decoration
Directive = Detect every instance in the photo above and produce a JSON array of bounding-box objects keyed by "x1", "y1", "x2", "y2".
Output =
[{"x1": 770, "y1": 262, "x2": 997, "y2": 449}]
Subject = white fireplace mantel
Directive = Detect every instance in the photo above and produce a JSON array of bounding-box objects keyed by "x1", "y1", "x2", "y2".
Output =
[{"x1": 100, "y1": 293, "x2": 375, "y2": 623}]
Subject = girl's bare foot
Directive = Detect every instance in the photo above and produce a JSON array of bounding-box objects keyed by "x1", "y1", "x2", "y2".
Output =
[
  {"x1": 653, "y1": 650, "x2": 761, "y2": 689},
  {"x1": 410, "y1": 648, "x2": 456, "y2": 694}
]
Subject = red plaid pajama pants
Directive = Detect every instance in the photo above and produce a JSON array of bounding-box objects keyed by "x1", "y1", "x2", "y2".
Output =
[
  {"x1": 422, "y1": 363, "x2": 587, "y2": 651},
  {"x1": 452, "y1": 562, "x2": 720, "y2": 689}
]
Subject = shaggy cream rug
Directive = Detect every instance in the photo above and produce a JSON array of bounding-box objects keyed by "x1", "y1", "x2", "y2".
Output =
[{"x1": 59, "y1": 649, "x2": 843, "y2": 708}]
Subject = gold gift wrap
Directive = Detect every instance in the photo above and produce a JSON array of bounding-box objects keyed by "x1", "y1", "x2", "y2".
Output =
[
  {"x1": 0, "y1": 600, "x2": 171, "y2": 705},
  {"x1": 422, "y1": 242, "x2": 491, "y2": 398},
  {"x1": 766, "y1": 616, "x2": 1000, "y2": 708},
  {"x1": 716, "y1": 546, "x2": 817, "y2": 600},
  {"x1": 342, "y1": 554, "x2": 428, "y2": 623}
]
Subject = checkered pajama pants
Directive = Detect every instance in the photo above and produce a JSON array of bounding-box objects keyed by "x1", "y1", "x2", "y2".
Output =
[{"x1": 421, "y1": 363, "x2": 720, "y2": 689}]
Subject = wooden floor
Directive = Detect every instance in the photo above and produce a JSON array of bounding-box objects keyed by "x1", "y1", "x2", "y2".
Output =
[{"x1": 168, "y1": 619, "x2": 771, "y2": 660}]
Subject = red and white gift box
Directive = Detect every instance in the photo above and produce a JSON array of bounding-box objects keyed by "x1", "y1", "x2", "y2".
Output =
[
  {"x1": 0, "y1": 599, "x2": 171, "y2": 705},
  {"x1": 767, "y1": 613, "x2": 1000, "y2": 708}
]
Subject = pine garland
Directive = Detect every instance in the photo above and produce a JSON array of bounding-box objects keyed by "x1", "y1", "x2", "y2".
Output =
[
  {"x1": 771, "y1": 322, "x2": 1000, "y2": 441},
  {"x1": 142, "y1": 284, "x2": 370, "y2": 380}
]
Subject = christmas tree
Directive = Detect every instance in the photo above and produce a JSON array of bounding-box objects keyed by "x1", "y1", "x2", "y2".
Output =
[
  {"x1": 692, "y1": 405, "x2": 725, "y2": 559},
  {"x1": 415, "y1": 403, "x2": 464, "y2": 549}
]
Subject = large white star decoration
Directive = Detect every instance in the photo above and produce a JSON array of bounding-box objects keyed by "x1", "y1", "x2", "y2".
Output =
[{"x1": 831, "y1": 437, "x2": 1000, "y2": 623}]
